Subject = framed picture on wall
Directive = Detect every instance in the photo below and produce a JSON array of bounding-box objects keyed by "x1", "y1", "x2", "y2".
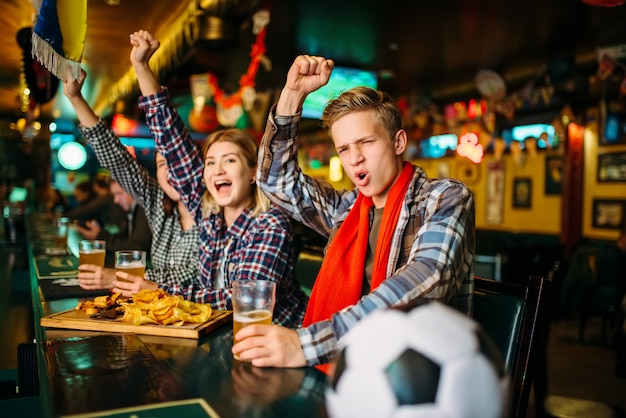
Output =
[
  {"x1": 458, "y1": 163, "x2": 480, "y2": 185},
  {"x1": 485, "y1": 160, "x2": 505, "y2": 224},
  {"x1": 513, "y1": 177, "x2": 532, "y2": 209},
  {"x1": 597, "y1": 151, "x2": 626, "y2": 182},
  {"x1": 592, "y1": 199, "x2": 626, "y2": 230},
  {"x1": 545, "y1": 155, "x2": 563, "y2": 195}
]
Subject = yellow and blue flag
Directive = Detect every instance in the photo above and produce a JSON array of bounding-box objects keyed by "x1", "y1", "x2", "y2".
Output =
[{"x1": 31, "y1": 0, "x2": 87, "y2": 81}]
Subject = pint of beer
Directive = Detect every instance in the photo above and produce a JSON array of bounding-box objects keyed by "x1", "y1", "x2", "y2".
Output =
[
  {"x1": 55, "y1": 217, "x2": 70, "y2": 248},
  {"x1": 114, "y1": 250, "x2": 146, "y2": 283},
  {"x1": 232, "y1": 280, "x2": 276, "y2": 361},
  {"x1": 78, "y1": 240, "x2": 106, "y2": 267}
]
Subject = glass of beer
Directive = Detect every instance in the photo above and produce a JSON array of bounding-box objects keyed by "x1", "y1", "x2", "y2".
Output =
[
  {"x1": 114, "y1": 250, "x2": 146, "y2": 282},
  {"x1": 232, "y1": 280, "x2": 276, "y2": 361},
  {"x1": 54, "y1": 217, "x2": 70, "y2": 248},
  {"x1": 78, "y1": 240, "x2": 106, "y2": 267}
]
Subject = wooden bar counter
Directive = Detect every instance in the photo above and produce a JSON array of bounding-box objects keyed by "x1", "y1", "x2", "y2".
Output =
[{"x1": 26, "y1": 215, "x2": 328, "y2": 417}]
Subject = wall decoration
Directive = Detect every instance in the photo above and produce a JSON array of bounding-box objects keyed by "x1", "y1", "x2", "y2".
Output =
[
  {"x1": 458, "y1": 163, "x2": 480, "y2": 185},
  {"x1": 545, "y1": 155, "x2": 563, "y2": 195},
  {"x1": 189, "y1": 10, "x2": 271, "y2": 129},
  {"x1": 597, "y1": 151, "x2": 626, "y2": 182},
  {"x1": 437, "y1": 162, "x2": 451, "y2": 178},
  {"x1": 592, "y1": 199, "x2": 626, "y2": 229},
  {"x1": 485, "y1": 160, "x2": 505, "y2": 224},
  {"x1": 513, "y1": 178, "x2": 532, "y2": 209}
]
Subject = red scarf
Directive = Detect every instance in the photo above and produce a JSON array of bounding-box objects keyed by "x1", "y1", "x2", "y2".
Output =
[{"x1": 303, "y1": 162, "x2": 415, "y2": 327}]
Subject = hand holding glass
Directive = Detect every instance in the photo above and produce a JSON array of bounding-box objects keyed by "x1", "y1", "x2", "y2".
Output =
[
  {"x1": 232, "y1": 280, "x2": 276, "y2": 361},
  {"x1": 114, "y1": 250, "x2": 146, "y2": 282},
  {"x1": 79, "y1": 240, "x2": 106, "y2": 267}
]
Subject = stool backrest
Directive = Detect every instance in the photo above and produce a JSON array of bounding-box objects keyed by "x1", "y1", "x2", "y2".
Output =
[{"x1": 473, "y1": 275, "x2": 549, "y2": 418}]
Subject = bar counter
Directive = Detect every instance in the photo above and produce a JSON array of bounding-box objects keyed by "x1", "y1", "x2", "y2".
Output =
[{"x1": 26, "y1": 214, "x2": 328, "y2": 417}]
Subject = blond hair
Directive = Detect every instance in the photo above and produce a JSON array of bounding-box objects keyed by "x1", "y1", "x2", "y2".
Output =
[
  {"x1": 320, "y1": 86, "x2": 402, "y2": 141},
  {"x1": 199, "y1": 129, "x2": 269, "y2": 218}
]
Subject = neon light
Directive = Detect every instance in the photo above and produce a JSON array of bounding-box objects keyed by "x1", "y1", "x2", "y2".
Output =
[{"x1": 457, "y1": 133, "x2": 484, "y2": 163}]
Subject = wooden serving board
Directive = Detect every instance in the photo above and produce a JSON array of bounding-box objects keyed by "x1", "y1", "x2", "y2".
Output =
[{"x1": 41, "y1": 308, "x2": 232, "y2": 339}]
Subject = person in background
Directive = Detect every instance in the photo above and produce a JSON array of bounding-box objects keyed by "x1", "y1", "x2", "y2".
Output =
[
  {"x1": 63, "y1": 71, "x2": 199, "y2": 292},
  {"x1": 66, "y1": 175, "x2": 127, "y2": 235},
  {"x1": 232, "y1": 55, "x2": 475, "y2": 369},
  {"x1": 72, "y1": 180, "x2": 95, "y2": 207},
  {"x1": 92, "y1": 174, "x2": 111, "y2": 197},
  {"x1": 74, "y1": 175, "x2": 152, "y2": 264},
  {"x1": 43, "y1": 186, "x2": 69, "y2": 218},
  {"x1": 127, "y1": 30, "x2": 307, "y2": 328}
]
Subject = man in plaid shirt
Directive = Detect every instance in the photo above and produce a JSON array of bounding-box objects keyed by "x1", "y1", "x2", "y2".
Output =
[{"x1": 232, "y1": 55, "x2": 475, "y2": 368}]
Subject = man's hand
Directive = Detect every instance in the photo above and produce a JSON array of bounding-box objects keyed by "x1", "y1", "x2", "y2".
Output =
[
  {"x1": 276, "y1": 55, "x2": 334, "y2": 116},
  {"x1": 232, "y1": 324, "x2": 306, "y2": 368},
  {"x1": 75, "y1": 219, "x2": 101, "y2": 240},
  {"x1": 285, "y1": 55, "x2": 334, "y2": 96}
]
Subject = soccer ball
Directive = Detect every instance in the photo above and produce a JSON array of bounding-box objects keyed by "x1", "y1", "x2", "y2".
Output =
[{"x1": 326, "y1": 301, "x2": 510, "y2": 418}]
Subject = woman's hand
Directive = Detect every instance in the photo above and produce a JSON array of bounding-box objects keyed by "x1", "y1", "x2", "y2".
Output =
[
  {"x1": 112, "y1": 271, "x2": 158, "y2": 297},
  {"x1": 77, "y1": 265, "x2": 116, "y2": 290}
]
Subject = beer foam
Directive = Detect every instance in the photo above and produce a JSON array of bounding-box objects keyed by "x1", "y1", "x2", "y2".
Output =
[
  {"x1": 233, "y1": 310, "x2": 272, "y2": 323},
  {"x1": 80, "y1": 249, "x2": 105, "y2": 254}
]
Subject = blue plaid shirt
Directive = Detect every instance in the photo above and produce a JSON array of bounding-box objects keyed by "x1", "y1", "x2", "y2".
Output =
[
  {"x1": 258, "y1": 107, "x2": 476, "y2": 365},
  {"x1": 138, "y1": 89, "x2": 307, "y2": 328}
]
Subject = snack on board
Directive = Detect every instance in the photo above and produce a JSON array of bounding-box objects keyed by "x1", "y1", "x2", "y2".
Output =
[
  {"x1": 120, "y1": 289, "x2": 212, "y2": 326},
  {"x1": 75, "y1": 289, "x2": 212, "y2": 326},
  {"x1": 76, "y1": 293, "x2": 123, "y2": 318}
]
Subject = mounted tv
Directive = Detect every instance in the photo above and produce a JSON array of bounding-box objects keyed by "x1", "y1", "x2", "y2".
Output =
[
  {"x1": 419, "y1": 134, "x2": 458, "y2": 159},
  {"x1": 301, "y1": 66, "x2": 378, "y2": 120},
  {"x1": 502, "y1": 123, "x2": 556, "y2": 149}
]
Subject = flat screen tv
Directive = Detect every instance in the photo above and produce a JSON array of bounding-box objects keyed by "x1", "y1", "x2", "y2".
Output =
[
  {"x1": 502, "y1": 123, "x2": 556, "y2": 149},
  {"x1": 301, "y1": 66, "x2": 378, "y2": 120},
  {"x1": 418, "y1": 134, "x2": 459, "y2": 159}
]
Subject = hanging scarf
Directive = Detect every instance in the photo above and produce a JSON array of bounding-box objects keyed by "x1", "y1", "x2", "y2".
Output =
[{"x1": 303, "y1": 162, "x2": 415, "y2": 327}]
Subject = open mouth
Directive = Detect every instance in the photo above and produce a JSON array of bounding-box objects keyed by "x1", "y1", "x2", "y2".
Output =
[
  {"x1": 214, "y1": 180, "x2": 232, "y2": 192},
  {"x1": 354, "y1": 171, "x2": 368, "y2": 182}
]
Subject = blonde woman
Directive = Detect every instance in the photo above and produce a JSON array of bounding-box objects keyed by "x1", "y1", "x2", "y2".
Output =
[{"x1": 120, "y1": 29, "x2": 307, "y2": 328}]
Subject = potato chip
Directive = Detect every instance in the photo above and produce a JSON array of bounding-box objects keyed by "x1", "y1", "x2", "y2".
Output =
[{"x1": 118, "y1": 289, "x2": 212, "y2": 326}]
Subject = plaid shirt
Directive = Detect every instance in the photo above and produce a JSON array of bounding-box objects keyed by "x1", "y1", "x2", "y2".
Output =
[
  {"x1": 258, "y1": 107, "x2": 476, "y2": 365},
  {"x1": 138, "y1": 89, "x2": 307, "y2": 328},
  {"x1": 80, "y1": 120, "x2": 200, "y2": 287}
]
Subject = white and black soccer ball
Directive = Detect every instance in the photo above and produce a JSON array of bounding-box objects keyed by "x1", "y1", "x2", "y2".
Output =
[{"x1": 326, "y1": 301, "x2": 510, "y2": 418}]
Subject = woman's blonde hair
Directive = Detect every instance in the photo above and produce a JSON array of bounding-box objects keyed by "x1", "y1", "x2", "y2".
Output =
[{"x1": 199, "y1": 129, "x2": 269, "y2": 218}]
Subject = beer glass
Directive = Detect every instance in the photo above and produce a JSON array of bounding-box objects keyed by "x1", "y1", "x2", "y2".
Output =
[
  {"x1": 232, "y1": 280, "x2": 276, "y2": 361},
  {"x1": 114, "y1": 250, "x2": 146, "y2": 282},
  {"x1": 54, "y1": 217, "x2": 70, "y2": 248},
  {"x1": 78, "y1": 240, "x2": 106, "y2": 267}
]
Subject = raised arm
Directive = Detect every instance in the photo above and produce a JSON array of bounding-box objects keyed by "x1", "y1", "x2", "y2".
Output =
[
  {"x1": 129, "y1": 30, "x2": 161, "y2": 97},
  {"x1": 62, "y1": 69, "x2": 98, "y2": 128},
  {"x1": 276, "y1": 55, "x2": 334, "y2": 116}
]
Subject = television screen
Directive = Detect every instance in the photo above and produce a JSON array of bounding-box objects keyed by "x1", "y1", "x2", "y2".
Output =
[
  {"x1": 301, "y1": 66, "x2": 378, "y2": 120},
  {"x1": 419, "y1": 134, "x2": 458, "y2": 159},
  {"x1": 502, "y1": 123, "x2": 556, "y2": 149}
]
